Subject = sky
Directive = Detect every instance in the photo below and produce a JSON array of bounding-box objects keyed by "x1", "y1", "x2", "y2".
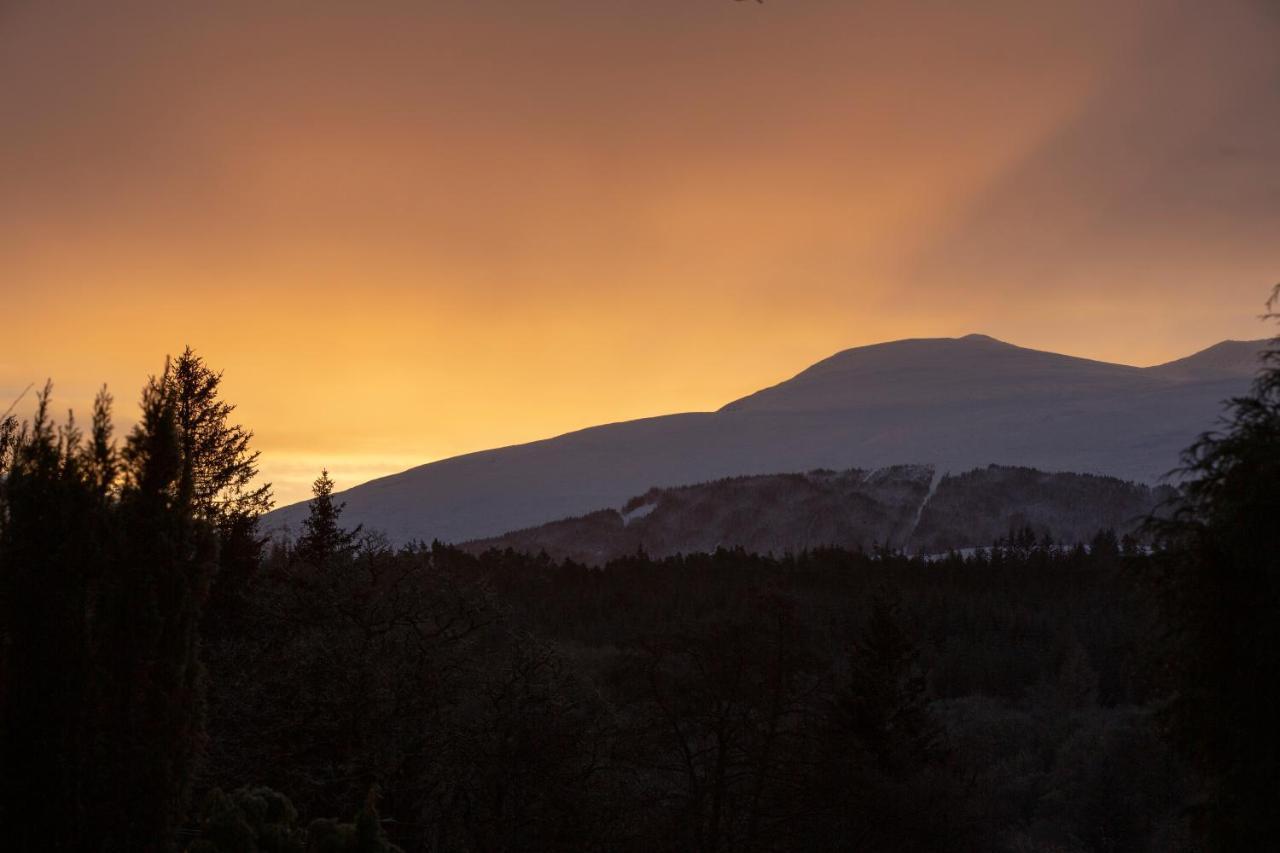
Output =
[{"x1": 2, "y1": 0, "x2": 1278, "y2": 506}]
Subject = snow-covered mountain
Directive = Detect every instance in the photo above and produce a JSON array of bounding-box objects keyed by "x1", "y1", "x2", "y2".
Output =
[{"x1": 265, "y1": 335, "x2": 1269, "y2": 544}]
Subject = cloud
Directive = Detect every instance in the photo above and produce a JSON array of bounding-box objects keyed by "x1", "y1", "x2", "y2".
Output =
[
  {"x1": 1, "y1": 0, "x2": 1276, "y2": 502},
  {"x1": 908, "y1": 0, "x2": 1280, "y2": 317}
]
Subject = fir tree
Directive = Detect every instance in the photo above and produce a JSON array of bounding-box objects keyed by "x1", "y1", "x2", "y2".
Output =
[
  {"x1": 0, "y1": 351, "x2": 269, "y2": 849},
  {"x1": 295, "y1": 469, "x2": 361, "y2": 565},
  {"x1": 0, "y1": 382, "x2": 116, "y2": 848},
  {"x1": 837, "y1": 593, "x2": 943, "y2": 774},
  {"x1": 122, "y1": 347, "x2": 271, "y2": 526},
  {"x1": 81, "y1": 385, "x2": 118, "y2": 498},
  {"x1": 1150, "y1": 284, "x2": 1280, "y2": 850}
]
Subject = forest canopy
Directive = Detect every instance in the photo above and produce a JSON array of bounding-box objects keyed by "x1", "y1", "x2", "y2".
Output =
[{"x1": 1, "y1": 287, "x2": 1277, "y2": 851}]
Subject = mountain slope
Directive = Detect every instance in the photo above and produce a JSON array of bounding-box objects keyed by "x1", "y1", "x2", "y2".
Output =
[
  {"x1": 265, "y1": 335, "x2": 1266, "y2": 544},
  {"x1": 463, "y1": 465, "x2": 935, "y2": 564},
  {"x1": 1145, "y1": 339, "x2": 1269, "y2": 380},
  {"x1": 463, "y1": 465, "x2": 1172, "y2": 564}
]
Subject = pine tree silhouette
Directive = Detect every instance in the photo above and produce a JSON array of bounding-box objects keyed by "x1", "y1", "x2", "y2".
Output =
[
  {"x1": 1150, "y1": 284, "x2": 1280, "y2": 850},
  {"x1": 296, "y1": 469, "x2": 361, "y2": 565}
]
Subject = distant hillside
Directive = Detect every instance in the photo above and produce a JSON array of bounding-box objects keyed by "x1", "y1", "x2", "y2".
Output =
[
  {"x1": 266, "y1": 334, "x2": 1264, "y2": 544},
  {"x1": 463, "y1": 465, "x2": 1175, "y2": 563},
  {"x1": 911, "y1": 466, "x2": 1177, "y2": 555}
]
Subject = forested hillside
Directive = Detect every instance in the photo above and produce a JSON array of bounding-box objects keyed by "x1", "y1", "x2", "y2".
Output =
[
  {"x1": 195, "y1": 535, "x2": 1183, "y2": 852},
  {"x1": 465, "y1": 464, "x2": 1172, "y2": 563}
]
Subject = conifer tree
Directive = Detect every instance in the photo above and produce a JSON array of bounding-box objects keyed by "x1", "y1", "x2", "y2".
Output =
[
  {"x1": 123, "y1": 349, "x2": 272, "y2": 615},
  {"x1": 1151, "y1": 285, "x2": 1280, "y2": 850},
  {"x1": 806, "y1": 592, "x2": 963, "y2": 850},
  {"x1": 0, "y1": 351, "x2": 270, "y2": 849},
  {"x1": 0, "y1": 383, "x2": 111, "y2": 848},
  {"x1": 131, "y1": 350, "x2": 276, "y2": 656},
  {"x1": 295, "y1": 469, "x2": 361, "y2": 565},
  {"x1": 82, "y1": 384, "x2": 118, "y2": 498},
  {"x1": 837, "y1": 594, "x2": 943, "y2": 774},
  {"x1": 122, "y1": 347, "x2": 270, "y2": 526},
  {"x1": 95, "y1": 364, "x2": 221, "y2": 849}
]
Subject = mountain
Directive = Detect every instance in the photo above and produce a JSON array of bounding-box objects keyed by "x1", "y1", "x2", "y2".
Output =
[
  {"x1": 465, "y1": 465, "x2": 934, "y2": 564},
  {"x1": 1145, "y1": 339, "x2": 1271, "y2": 380},
  {"x1": 264, "y1": 335, "x2": 1268, "y2": 544},
  {"x1": 461, "y1": 465, "x2": 1173, "y2": 564}
]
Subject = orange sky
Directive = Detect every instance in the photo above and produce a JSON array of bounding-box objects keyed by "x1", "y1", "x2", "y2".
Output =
[{"x1": 2, "y1": 0, "x2": 1278, "y2": 505}]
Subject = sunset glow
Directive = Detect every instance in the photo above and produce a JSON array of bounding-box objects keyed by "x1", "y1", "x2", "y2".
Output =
[{"x1": 3, "y1": 0, "x2": 1277, "y2": 504}]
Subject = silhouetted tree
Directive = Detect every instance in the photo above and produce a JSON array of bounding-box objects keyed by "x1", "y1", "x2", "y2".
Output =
[
  {"x1": 295, "y1": 469, "x2": 361, "y2": 566},
  {"x1": 126, "y1": 349, "x2": 273, "y2": 641},
  {"x1": 1149, "y1": 285, "x2": 1280, "y2": 850},
  {"x1": 807, "y1": 593, "x2": 963, "y2": 851},
  {"x1": 0, "y1": 383, "x2": 111, "y2": 848},
  {"x1": 840, "y1": 594, "x2": 943, "y2": 773},
  {"x1": 82, "y1": 383, "x2": 118, "y2": 496},
  {"x1": 121, "y1": 348, "x2": 270, "y2": 526},
  {"x1": 0, "y1": 351, "x2": 268, "y2": 849}
]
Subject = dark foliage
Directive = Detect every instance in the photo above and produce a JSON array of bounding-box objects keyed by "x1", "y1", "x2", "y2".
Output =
[
  {"x1": 295, "y1": 469, "x2": 362, "y2": 566},
  {"x1": 1146, "y1": 284, "x2": 1280, "y2": 850},
  {"x1": 192, "y1": 529, "x2": 1190, "y2": 852},
  {"x1": 4, "y1": 291, "x2": 1278, "y2": 852},
  {"x1": 0, "y1": 351, "x2": 269, "y2": 850}
]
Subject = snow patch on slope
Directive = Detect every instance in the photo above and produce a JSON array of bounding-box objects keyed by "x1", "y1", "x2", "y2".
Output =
[
  {"x1": 621, "y1": 502, "x2": 658, "y2": 525},
  {"x1": 906, "y1": 467, "x2": 946, "y2": 544}
]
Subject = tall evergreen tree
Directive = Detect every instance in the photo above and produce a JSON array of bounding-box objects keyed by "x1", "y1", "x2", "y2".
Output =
[
  {"x1": 837, "y1": 594, "x2": 943, "y2": 775},
  {"x1": 805, "y1": 592, "x2": 962, "y2": 851},
  {"x1": 0, "y1": 350, "x2": 270, "y2": 850},
  {"x1": 122, "y1": 348, "x2": 270, "y2": 526},
  {"x1": 81, "y1": 384, "x2": 118, "y2": 498},
  {"x1": 124, "y1": 349, "x2": 273, "y2": 642},
  {"x1": 295, "y1": 469, "x2": 361, "y2": 565},
  {"x1": 0, "y1": 383, "x2": 118, "y2": 848},
  {"x1": 1151, "y1": 284, "x2": 1280, "y2": 850}
]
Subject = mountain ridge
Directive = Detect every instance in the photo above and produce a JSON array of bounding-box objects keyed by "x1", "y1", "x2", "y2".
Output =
[{"x1": 264, "y1": 335, "x2": 1268, "y2": 544}]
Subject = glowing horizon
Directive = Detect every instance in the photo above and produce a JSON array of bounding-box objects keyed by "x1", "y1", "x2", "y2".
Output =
[{"x1": 3, "y1": 0, "x2": 1277, "y2": 505}]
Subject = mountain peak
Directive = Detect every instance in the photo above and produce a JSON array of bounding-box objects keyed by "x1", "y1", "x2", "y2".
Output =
[
  {"x1": 1146, "y1": 338, "x2": 1269, "y2": 380},
  {"x1": 719, "y1": 334, "x2": 1139, "y2": 414}
]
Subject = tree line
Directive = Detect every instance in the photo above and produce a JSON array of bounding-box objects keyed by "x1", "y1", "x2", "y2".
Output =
[{"x1": 1, "y1": 288, "x2": 1277, "y2": 851}]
